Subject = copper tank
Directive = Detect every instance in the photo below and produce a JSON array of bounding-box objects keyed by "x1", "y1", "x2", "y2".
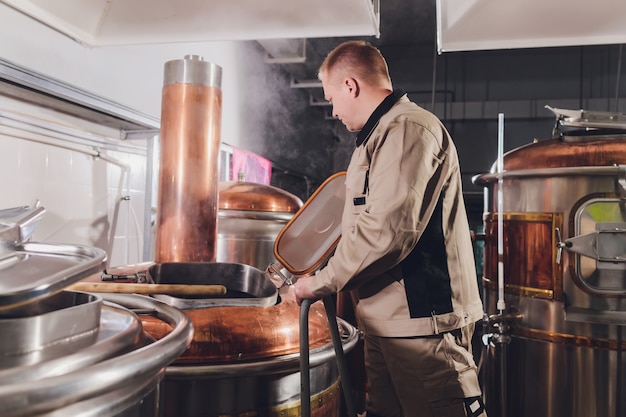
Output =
[
  {"x1": 137, "y1": 54, "x2": 358, "y2": 417},
  {"x1": 138, "y1": 177, "x2": 351, "y2": 415},
  {"x1": 155, "y1": 54, "x2": 222, "y2": 263}
]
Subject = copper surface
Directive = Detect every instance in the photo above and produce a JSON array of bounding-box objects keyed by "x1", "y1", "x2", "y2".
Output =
[
  {"x1": 104, "y1": 263, "x2": 332, "y2": 363},
  {"x1": 483, "y1": 212, "x2": 563, "y2": 300},
  {"x1": 141, "y1": 287, "x2": 332, "y2": 364},
  {"x1": 502, "y1": 137, "x2": 626, "y2": 170},
  {"x1": 218, "y1": 181, "x2": 303, "y2": 212},
  {"x1": 155, "y1": 83, "x2": 222, "y2": 263}
]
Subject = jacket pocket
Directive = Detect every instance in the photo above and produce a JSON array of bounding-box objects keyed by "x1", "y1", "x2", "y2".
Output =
[{"x1": 346, "y1": 165, "x2": 368, "y2": 217}]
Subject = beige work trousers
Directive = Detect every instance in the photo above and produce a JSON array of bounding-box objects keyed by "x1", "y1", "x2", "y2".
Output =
[{"x1": 364, "y1": 325, "x2": 486, "y2": 417}]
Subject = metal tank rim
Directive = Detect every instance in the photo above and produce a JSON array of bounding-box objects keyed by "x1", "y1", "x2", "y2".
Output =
[
  {"x1": 163, "y1": 316, "x2": 360, "y2": 379},
  {"x1": 473, "y1": 165, "x2": 626, "y2": 186}
]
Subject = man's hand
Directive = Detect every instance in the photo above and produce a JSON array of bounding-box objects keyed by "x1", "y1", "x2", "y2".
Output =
[{"x1": 292, "y1": 275, "x2": 320, "y2": 306}]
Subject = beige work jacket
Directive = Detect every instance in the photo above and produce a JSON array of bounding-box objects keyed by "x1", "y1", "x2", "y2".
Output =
[{"x1": 309, "y1": 93, "x2": 484, "y2": 337}]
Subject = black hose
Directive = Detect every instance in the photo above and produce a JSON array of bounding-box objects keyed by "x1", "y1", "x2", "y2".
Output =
[
  {"x1": 300, "y1": 299, "x2": 312, "y2": 417},
  {"x1": 323, "y1": 295, "x2": 357, "y2": 417}
]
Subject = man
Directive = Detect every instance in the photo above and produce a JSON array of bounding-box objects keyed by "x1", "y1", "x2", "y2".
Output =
[{"x1": 292, "y1": 41, "x2": 486, "y2": 417}]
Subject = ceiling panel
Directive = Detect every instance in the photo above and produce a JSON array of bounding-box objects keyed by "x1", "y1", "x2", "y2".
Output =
[
  {"x1": 437, "y1": 0, "x2": 626, "y2": 52},
  {"x1": 0, "y1": 0, "x2": 380, "y2": 46}
]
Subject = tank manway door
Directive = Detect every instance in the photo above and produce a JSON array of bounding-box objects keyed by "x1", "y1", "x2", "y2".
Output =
[{"x1": 560, "y1": 198, "x2": 626, "y2": 317}]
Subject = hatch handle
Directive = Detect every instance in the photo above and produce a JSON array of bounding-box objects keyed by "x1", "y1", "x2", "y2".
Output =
[
  {"x1": 0, "y1": 201, "x2": 46, "y2": 245},
  {"x1": 555, "y1": 228, "x2": 571, "y2": 265},
  {"x1": 561, "y1": 228, "x2": 626, "y2": 262}
]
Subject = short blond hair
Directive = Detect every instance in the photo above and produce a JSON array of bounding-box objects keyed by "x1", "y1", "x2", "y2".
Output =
[{"x1": 318, "y1": 41, "x2": 392, "y2": 88}]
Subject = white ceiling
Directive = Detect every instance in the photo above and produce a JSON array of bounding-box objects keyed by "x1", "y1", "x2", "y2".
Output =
[
  {"x1": 5, "y1": 0, "x2": 623, "y2": 53},
  {"x1": 437, "y1": 0, "x2": 626, "y2": 52},
  {"x1": 0, "y1": 0, "x2": 380, "y2": 47}
]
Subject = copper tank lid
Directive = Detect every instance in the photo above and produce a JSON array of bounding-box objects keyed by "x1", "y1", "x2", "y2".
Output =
[
  {"x1": 497, "y1": 135, "x2": 626, "y2": 171},
  {"x1": 218, "y1": 181, "x2": 303, "y2": 213},
  {"x1": 104, "y1": 263, "x2": 333, "y2": 364},
  {"x1": 142, "y1": 290, "x2": 334, "y2": 364},
  {"x1": 498, "y1": 106, "x2": 626, "y2": 171}
]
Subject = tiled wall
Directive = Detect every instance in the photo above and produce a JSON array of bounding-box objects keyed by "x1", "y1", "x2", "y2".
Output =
[{"x1": 0, "y1": 97, "x2": 152, "y2": 269}]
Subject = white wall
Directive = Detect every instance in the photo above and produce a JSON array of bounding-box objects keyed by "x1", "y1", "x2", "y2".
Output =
[
  {"x1": 0, "y1": 4, "x2": 252, "y2": 268},
  {"x1": 0, "y1": 3, "x2": 245, "y2": 146},
  {"x1": 0, "y1": 98, "x2": 150, "y2": 268}
]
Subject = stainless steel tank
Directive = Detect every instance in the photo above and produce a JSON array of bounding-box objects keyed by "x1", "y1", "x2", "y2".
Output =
[
  {"x1": 474, "y1": 107, "x2": 626, "y2": 417},
  {"x1": 0, "y1": 204, "x2": 193, "y2": 417},
  {"x1": 217, "y1": 179, "x2": 302, "y2": 270}
]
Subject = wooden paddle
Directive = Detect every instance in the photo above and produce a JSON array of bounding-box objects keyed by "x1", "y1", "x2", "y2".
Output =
[{"x1": 68, "y1": 281, "x2": 227, "y2": 296}]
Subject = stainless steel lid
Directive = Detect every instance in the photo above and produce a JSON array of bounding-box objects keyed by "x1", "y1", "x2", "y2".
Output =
[
  {"x1": 0, "y1": 203, "x2": 107, "y2": 310},
  {"x1": 0, "y1": 205, "x2": 106, "y2": 311},
  {"x1": 546, "y1": 105, "x2": 626, "y2": 130},
  {"x1": 0, "y1": 241, "x2": 107, "y2": 311}
]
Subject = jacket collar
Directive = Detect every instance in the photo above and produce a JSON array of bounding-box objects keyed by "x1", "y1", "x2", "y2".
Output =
[{"x1": 355, "y1": 89, "x2": 406, "y2": 147}]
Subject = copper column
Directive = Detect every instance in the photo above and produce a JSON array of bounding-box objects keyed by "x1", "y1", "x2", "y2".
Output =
[{"x1": 155, "y1": 55, "x2": 223, "y2": 263}]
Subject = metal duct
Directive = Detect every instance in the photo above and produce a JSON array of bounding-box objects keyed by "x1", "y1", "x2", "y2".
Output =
[{"x1": 155, "y1": 55, "x2": 223, "y2": 263}]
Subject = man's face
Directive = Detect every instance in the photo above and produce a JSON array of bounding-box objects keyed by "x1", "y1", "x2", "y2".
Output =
[{"x1": 322, "y1": 74, "x2": 361, "y2": 132}]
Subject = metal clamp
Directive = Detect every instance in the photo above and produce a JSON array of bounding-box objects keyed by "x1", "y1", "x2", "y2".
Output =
[
  {"x1": 101, "y1": 271, "x2": 149, "y2": 283},
  {"x1": 265, "y1": 262, "x2": 294, "y2": 288}
]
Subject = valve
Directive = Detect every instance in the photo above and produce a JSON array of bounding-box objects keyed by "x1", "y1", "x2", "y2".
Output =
[
  {"x1": 555, "y1": 227, "x2": 571, "y2": 265},
  {"x1": 482, "y1": 308, "x2": 522, "y2": 347}
]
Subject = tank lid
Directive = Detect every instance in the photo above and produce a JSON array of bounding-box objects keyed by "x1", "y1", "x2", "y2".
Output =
[
  {"x1": 218, "y1": 181, "x2": 303, "y2": 213},
  {"x1": 117, "y1": 262, "x2": 351, "y2": 365},
  {"x1": 547, "y1": 105, "x2": 626, "y2": 130},
  {"x1": 0, "y1": 204, "x2": 106, "y2": 311}
]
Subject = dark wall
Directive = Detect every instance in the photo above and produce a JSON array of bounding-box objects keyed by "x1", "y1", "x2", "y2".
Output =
[
  {"x1": 235, "y1": 42, "x2": 344, "y2": 201},
  {"x1": 234, "y1": 41, "x2": 625, "y2": 207}
]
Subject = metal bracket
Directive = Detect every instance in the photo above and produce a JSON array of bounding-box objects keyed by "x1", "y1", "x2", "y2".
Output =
[
  {"x1": 265, "y1": 262, "x2": 294, "y2": 288},
  {"x1": 555, "y1": 227, "x2": 568, "y2": 264}
]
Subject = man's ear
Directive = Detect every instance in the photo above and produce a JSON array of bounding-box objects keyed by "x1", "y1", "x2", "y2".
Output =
[{"x1": 345, "y1": 77, "x2": 360, "y2": 97}]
